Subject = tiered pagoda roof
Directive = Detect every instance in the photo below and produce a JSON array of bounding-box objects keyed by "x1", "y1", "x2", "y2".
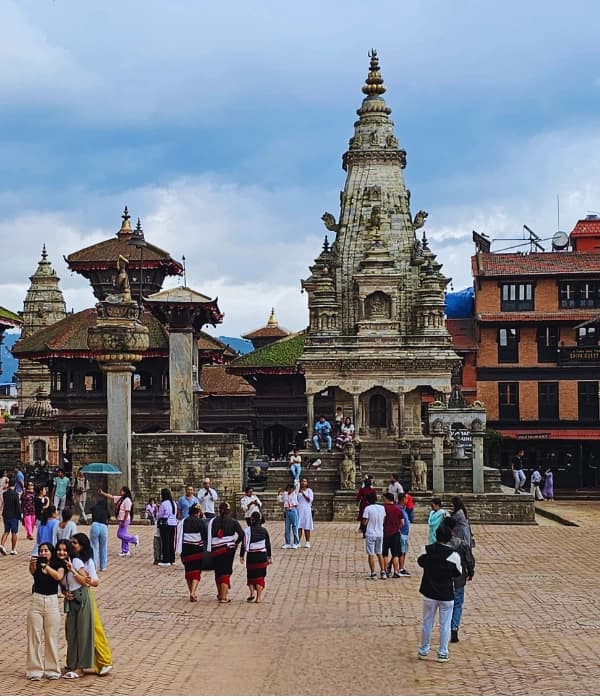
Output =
[
  {"x1": 228, "y1": 332, "x2": 305, "y2": 375},
  {"x1": 242, "y1": 309, "x2": 290, "y2": 349}
]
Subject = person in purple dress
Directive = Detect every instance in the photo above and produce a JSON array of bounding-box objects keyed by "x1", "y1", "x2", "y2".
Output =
[{"x1": 543, "y1": 468, "x2": 554, "y2": 501}]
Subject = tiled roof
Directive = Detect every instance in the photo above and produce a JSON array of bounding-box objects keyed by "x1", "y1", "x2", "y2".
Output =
[
  {"x1": 197, "y1": 333, "x2": 237, "y2": 359},
  {"x1": 472, "y1": 252, "x2": 600, "y2": 277},
  {"x1": 66, "y1": 235, "x2": 183, "y2": 274},
  {"x1": 477, "y1": 311, "x2": 594, "y2": 323},
  {"x1": 199, "y1": 365, "x2": 255, "y2": 395},
  {"x1": 0, "y1": 306, "x2": 21, "y2": 327},
  {"x1": 446, "y1": 319, "x2": 477, "y2": 350},
  {"x1": 570, "y1": 218, "x2": 600, "y2": 237},
  {"x1": 228, "y1": 332, "x2": 305, "y2": 374},
  {"x1": 12, "y1": 308, "x2": 168, "y2": 358},
  {"x1": 242, "y1": 326, "x2": 289, "y2": 340}
]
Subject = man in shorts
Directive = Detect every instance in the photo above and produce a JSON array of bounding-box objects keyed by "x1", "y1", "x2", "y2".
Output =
[
  {"x1": 361, "y1": 492, "x2": 386, "y2": 580},
  {"x1": 0, "y1": 477, "x2": 21, "y2": 555},
  {"x1": 382, "y1": 492, "x2": 403, "y2": 578}
]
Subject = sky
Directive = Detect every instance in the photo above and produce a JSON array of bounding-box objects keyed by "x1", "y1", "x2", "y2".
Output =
[{"x1": 3, "y1": 0, "x2": 600, "y2": 337}]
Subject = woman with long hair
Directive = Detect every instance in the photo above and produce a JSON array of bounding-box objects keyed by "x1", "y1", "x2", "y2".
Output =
[
  {"x1": 335, "y1": 416, "x2": 355, "y2": 450},
  {"x1": 98, "y1": 486, "x2": 138, "y2": 557},
  {"x1": 21, "y1": 481, "x2": 37, "y2": 540},
  {"x1": 240, "y1": 511, "x2": 272, "y2": 603},
  {"x1": 450, "y1": 496, "x2": 471, "y2": 546},
  {"x1": 34, "y1": 506, "x2": 58, "y2": 556},
  {"x1": 180, "y1": 504, "x2": 208, "y2": 601},
  {"x1": 89, "y1": 498, "x2": 110, "y2": 572},
  {"x1": 26, "y1": 541, "x2": 66, "y2": 680},
  {"x1": 210, "y1": 502, "x2": 245, "y2": 603},
  {"x1": 62, "y1": 534, "x2": 112, "y2": 678},
  {"x1": 34, "y1": 486, "x2": 50, "y2": 524},
  {"x1": 157, "y1": 488, "x2": 177, "y2": 566}
]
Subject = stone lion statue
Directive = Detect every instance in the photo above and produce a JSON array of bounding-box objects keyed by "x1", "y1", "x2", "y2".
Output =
[
  {"x1": 340, "y1": 441, "x2": 356, "y2": 490},
  {"x1": 411, "y1": 452, "x2": 428, "y2": 492},
  {"x1": 321, "y1": 212, "x2": 339, "y2": 233}
]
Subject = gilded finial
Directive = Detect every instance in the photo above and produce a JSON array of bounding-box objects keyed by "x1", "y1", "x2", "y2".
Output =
[
  {"x1": 362, "y1": 49, "x2": 386, "y2": 97},
  {"x1": 267, "y1": 308, "x2": 278, "y2": 327},
  {"x1": 120, "y1": 205, "x2": 132, "y2": 233}
]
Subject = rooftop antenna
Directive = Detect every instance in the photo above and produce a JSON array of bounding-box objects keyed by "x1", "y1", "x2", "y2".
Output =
[
  {"x1": 557, "y1": 194, "x2": 560, "y2": 231},
  {"x1": 523, "y1": 224, "x2": 544, "y2": 252},
  {"x1": 182, "y1": 255, "x2": 187, "y2": 287}
]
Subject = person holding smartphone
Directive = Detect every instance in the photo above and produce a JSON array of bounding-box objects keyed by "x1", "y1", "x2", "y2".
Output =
[
  {"x1": 26, "y1": 542, "x2": 66, "y2": 681},
  {"x1": 197, "y1": 478, "x2": 218, "y2": 520}
]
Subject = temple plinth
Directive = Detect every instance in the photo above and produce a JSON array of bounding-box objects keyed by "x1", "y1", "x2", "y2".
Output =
[
  {"x1": 144, "y1": 287, "x2": 223, "y2": 431},
  {"x1": 88, "y1": 298, "x2": 149, "y2": 485}
]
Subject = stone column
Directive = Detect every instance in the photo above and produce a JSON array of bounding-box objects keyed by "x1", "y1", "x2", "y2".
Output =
[
  {"x1": 432, "y1": 434, "x2": 445, "y2": 493},
  {"x1": 472, "y1": 430, "x2": 485, "y2": 494},
  {"x1": 352, "y1": 393, "x2": 360, "y2": 439},
  {"x1": 169, "y1": 330, "x2": 194, "y2": 432},
  {"x1": 306, "y1": 393, "x2": 315, "y2": 446},
  {"x1": 397, "y1": 391, "x2": 405, "y2": 438},
  {"x1": 105, "y1": 363, "x2": 134, "y2": 487}
]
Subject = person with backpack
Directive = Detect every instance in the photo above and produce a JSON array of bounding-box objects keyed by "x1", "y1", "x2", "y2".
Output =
[{"x1": 98, "y1": 486, "x2": 139, "y2": 557}]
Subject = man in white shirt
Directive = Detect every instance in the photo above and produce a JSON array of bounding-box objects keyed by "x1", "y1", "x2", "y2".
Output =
[
  {"x1": 197, "y1": 478, "x2": 218, "y2": 520},
  {"x1": 361, "y1": 492, "x2": 387, "y2": 579},
  {"x1": 387, "y1": 474, "x2": 404, "y2": 503},
  {"x1": 530, "y1": 468, "x2": 545, "y2": 501}
]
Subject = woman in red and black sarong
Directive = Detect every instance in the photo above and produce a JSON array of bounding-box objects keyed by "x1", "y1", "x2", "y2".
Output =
[
  {"x1": 181, "y1": 505, "x2": 209, "y2": 602},
  {"x1": 240, "y1": 511, "x2": 272, "y2": 603},
  {"x1": 209, "y1": 502, "x2": 245, "y2": 603}
]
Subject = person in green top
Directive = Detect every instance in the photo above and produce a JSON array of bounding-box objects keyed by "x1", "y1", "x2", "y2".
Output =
[
  {"x1": 52, "y1": 469, "x2": 70, "y2": 512},
  {"x1": 427, "y1": 498, "x2": 449, "y2": 544}
]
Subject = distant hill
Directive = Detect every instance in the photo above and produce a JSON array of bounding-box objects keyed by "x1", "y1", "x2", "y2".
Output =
[
  {"x1": 0, "y1": 332, "x2": 19, "y2": 383},
  {"x1": 218, "y1": 336, "x2": 253, "y2": 355}
]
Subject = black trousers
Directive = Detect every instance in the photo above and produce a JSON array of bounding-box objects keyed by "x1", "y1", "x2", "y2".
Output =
[{"x1": 158, "y1": 523, "x2": 176, "y2": 563}]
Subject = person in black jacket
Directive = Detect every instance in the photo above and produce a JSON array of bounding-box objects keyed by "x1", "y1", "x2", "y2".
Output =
[
  {"x1": 417, "y1": 524, "x2": 462, "y2": 663},
  {"x1": 444, "y1": 516, "x2": 475, "y2": 644},
  {"x1": 0, "y1": 477, "x2": 22, "y2": 555}
]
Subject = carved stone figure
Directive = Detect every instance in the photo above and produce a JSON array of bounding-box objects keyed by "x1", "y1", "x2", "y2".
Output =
[
  {"x1": 411, "y1": 453, "x2": 428, "y2": 492},
  {"x1": 340, "y1": 441, "x2": 356, "y2": 490},
  {"x1": 321, "y1": 212, "x2": 339, "y2": 233},
  {"x1": 412, "y1": 210, "x2": 429, "y2": 230},
  {"x1": 399, "y1": 148, "x2": 407, "y2": 169},
  {"x1": 112, "y1": 255, "x2": 132, "y2": 302},
  {"x1": 368, "y1": 205, "x2": 381, "y2": 230},
  {"x1": 386, "y1": 134, "x2": 398, "y2": 148}
]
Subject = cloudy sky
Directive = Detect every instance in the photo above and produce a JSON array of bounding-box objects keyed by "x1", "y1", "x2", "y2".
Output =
[{"x1": 3, "y1": 0, "x2": 600, "y2": 337}]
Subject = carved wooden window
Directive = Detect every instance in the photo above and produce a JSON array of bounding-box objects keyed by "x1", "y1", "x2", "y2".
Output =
[
  {"x1": 497, "y1": 328, "x2": 519, "y2": 363},
  {"x1": 536, "y1": 326, "x2": 559, "y2": 363},
  {"x1": 32, "y1": 439, "x2": 47, "y2": 464},
  {"x1": 578, "y1": 381, "x2": 599, "y2": 423},
  {"x1": 576, "y1": 326, "x2": 598, "y2": 347},
  {"x1": 500, "y1": 283, "x2": 533, "y2": 311},
  {"x1": 498, "y1": 382, "x2": 519, "y2": 421},
  {"x1": 538, "y1": 382, "x2": 559, "y2": 421},
  {"x1": 369, "y1": 394, "x2": 387, "y2": 428}
]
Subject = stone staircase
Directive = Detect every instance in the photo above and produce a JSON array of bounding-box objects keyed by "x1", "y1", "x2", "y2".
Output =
[{"x1": 358, "y1": 440, "x2": 411, "y2": 488}]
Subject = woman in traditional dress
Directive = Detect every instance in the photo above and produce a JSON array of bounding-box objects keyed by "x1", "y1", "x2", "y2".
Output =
[
  {"x1": 450, "y1": 496, "x2": 471, "y2": 546},
  {"x1": 335, "y1": 416, "x2": 355, "y2": 450},
  {"x1": 26, "y1": 542, "x2": 66, "y2": 680},
  {"x1": 543, "y1": 467, "x2": 554, "y2": 500},
  {"x1": 297, "y1": 477, "x2": 314, "y2": 548},
  {"x1": 62, "y1": 533, "x2": 112, "y2": 678},
  {"x1": 240, "y1": 511, "x2": 272, "y2": 603},
  {"x1": 180, "y1": 505, "x2": 209, "y2": 602},
  {"x1": 98, "y1": 486, "x2": 138, "y2": 556},
  {"x1": 210, "y1": 502, "x2": 245, "y2": 603}
]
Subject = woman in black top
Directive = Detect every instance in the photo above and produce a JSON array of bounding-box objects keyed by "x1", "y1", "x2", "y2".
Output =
[
  {"x1": 157, "y1": 488, "x2": 177, "y2": 566},
  {"x1": 26, "y1": 542, "x2": 67, "y2": 681},
  {"x1": 210, "y1": 502, "x2": 245, "y2": 603},
  {"x1": 90, "y1": 499, "x2": 110, "y2": 571},
  {"x1": 240, "y1": 511, "x2": 272, "y2": 603}
]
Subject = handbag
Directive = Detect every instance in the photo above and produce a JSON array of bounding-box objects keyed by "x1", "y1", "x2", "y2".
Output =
[{"x1": 157, "y1": 518, "x2": 167, "y2": 527}]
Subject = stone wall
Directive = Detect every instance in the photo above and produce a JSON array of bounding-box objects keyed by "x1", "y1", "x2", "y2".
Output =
[{"x1": 70, "y1": 432, "x2": 245, "y2": 515}]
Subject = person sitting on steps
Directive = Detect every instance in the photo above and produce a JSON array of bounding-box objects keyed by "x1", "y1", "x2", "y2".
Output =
[{"x1": 312, "y1": 416, "x2": 332, "y2": 452}]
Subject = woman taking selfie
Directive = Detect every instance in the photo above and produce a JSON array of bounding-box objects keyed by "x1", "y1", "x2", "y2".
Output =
[{"x1": 26, "y1": 542, "x2": 67, "y2": 681}]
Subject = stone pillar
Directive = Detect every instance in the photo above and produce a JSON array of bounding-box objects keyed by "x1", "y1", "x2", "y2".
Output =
[
  {"x1": 306, "y1": 393, "x2": 315, "y2": 446},
  {"x1": 397, "y1": 391, "x2": 405, "y2": 438},
  {"x1": 352, "y1": 393, "x2": 360, "y2": 439},
  {"x1": 104, "y1": 363, "x2": 133, "y2": 487},
  {"x1": 432, "y1": 434, "x2": 445, "y2": 493},
  {"x1": 472, "y1": 430, "x2": 485, "y2": 494},
  {"x1": 169, "y1": 330, "x2": 194, "y2": 432}
]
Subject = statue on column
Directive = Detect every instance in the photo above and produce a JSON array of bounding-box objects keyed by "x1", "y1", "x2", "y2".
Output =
[{"x1": 111, "y1": 255, "x2": 132, "y2": 302}]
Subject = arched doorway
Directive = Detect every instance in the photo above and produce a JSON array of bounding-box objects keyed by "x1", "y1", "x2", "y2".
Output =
[{"x1": 369, "y1": 394, "x2": 387, "y2": 428}]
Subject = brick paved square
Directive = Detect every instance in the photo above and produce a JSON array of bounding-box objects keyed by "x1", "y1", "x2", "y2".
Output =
[{"x1": 2, "y1": 505, "x2": 599, "y2": 695}]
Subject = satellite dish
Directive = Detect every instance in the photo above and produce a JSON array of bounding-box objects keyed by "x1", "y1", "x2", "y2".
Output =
[{"x1": 552, "y1": 230, "x2": 569, "y2": 250}]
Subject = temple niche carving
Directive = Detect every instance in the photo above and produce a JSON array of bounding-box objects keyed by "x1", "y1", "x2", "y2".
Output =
[{"x1": 300, "y1": 49, "x2": 459, "y2": 445}]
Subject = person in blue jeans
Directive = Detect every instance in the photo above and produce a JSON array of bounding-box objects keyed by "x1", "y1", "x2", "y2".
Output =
[
  {"x1": 417, "y1": 525, "x2": 462, "y2": 663},
  {"x1": 289, "y1": 450, "x2": 302, "y2": 491},
  {"x1": 312, "y1": 416, "x2": 332, "y2": 452},
  {"x1": 89, "y1": 499, "x2": 110, "y2": 571},
  {"x1": 277, "y1": 484, "x2": 299, "y2": 549},
  {"x1": 443, "y1": 516, "x2": 475, "y2": 643}
]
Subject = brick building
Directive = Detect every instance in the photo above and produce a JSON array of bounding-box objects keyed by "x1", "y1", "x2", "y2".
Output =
[{"x1": 473, "y1": 216, "x2": 600, "y2": 489}]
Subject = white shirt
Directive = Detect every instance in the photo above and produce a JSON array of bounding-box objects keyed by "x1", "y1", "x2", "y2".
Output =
[
  {"x1": 277, "y1": 491, "x2": 299, "y2": 509},
  {"x1": 240, "y1": 494, "x2": 262, "y2": 518},
  {"x1": 388, "y1": 480, "x2": 404, "y2": 502},
  {"x1": 362, "y1": 503, "x2": 385, "y2": 538},
  {"x1": 197, "y1": 487, "x2": 218, "y2": 515}
]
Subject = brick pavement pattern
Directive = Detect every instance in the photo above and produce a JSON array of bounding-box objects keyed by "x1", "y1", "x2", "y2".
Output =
[{"x1": 1, "y1": 502, "x2": 599, "y2": 695}]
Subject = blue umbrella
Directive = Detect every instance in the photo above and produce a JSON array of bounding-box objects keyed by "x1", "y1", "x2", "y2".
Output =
[{"x1": 80, "y1": 462, "x2": 122, "y2": 475}]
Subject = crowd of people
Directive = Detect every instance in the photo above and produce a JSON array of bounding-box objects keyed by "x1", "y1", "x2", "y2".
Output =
[{"x1": 511, "y1": 449, "x2": 555, "y2": 500}]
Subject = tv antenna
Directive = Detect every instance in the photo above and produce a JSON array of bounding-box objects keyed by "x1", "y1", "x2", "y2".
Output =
[{"x1": 523, "y1": 225, "x2": 544, "y2": 252}]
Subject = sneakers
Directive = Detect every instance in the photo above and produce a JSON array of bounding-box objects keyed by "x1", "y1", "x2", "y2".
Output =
[
  {"x1": 157, "y1": 562, "x2": 171, "y2": 567},
  {"x1": 292, "y1": 544, "x2": 300, "y2": 549},
  {"x1": 417, "y1": 652, "x2": 428, "y2": 660},
  {"x1": 98, "y1": 665, "x2": 112, "y2": 676},
  {"x1": 134, "y1": 535, "x2": 140, "y2": 547},
  {"x1": 380, "y1": 571, "x2": 387, "y2": 580},
  {"x1": 367, "y1": 572, "x2": 377, "y2": 579},
  {"x1": 399, "y1": 569, "x2": 411, "y2": 577},
  {"x1": 26, "y1": 675, "x2": 43, "y2": 681},
  {"x1": 0, "y1": 546, "x2": 6, "y2": 556},
  {"x1": 437, "y1": 654, "x2": 449, "y2": 663},
  {"x1": 386, "y1": 564, "x2": 392, "y2": 576},
  {"x1": 450, "y1": 629, "x2": 459, "y2": 643},
  {"x1": 10, "y1": 549, "x2": 18, "y2": 555},
  {"x1": 392, "y1": 572, "x2": 402, "y2": 579},
  {"x1": 45, "y1": 674, "x2": 61, "y2": 680},
  {"x1": 281, "y1": 544, "x2": 292, "y2": 549},
  {"x1": 118, "y1": 552, "x2": 131, "y2": 557},
  {"x1": 304, "y1": 542, "x2": 311, "y2": 548}
]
